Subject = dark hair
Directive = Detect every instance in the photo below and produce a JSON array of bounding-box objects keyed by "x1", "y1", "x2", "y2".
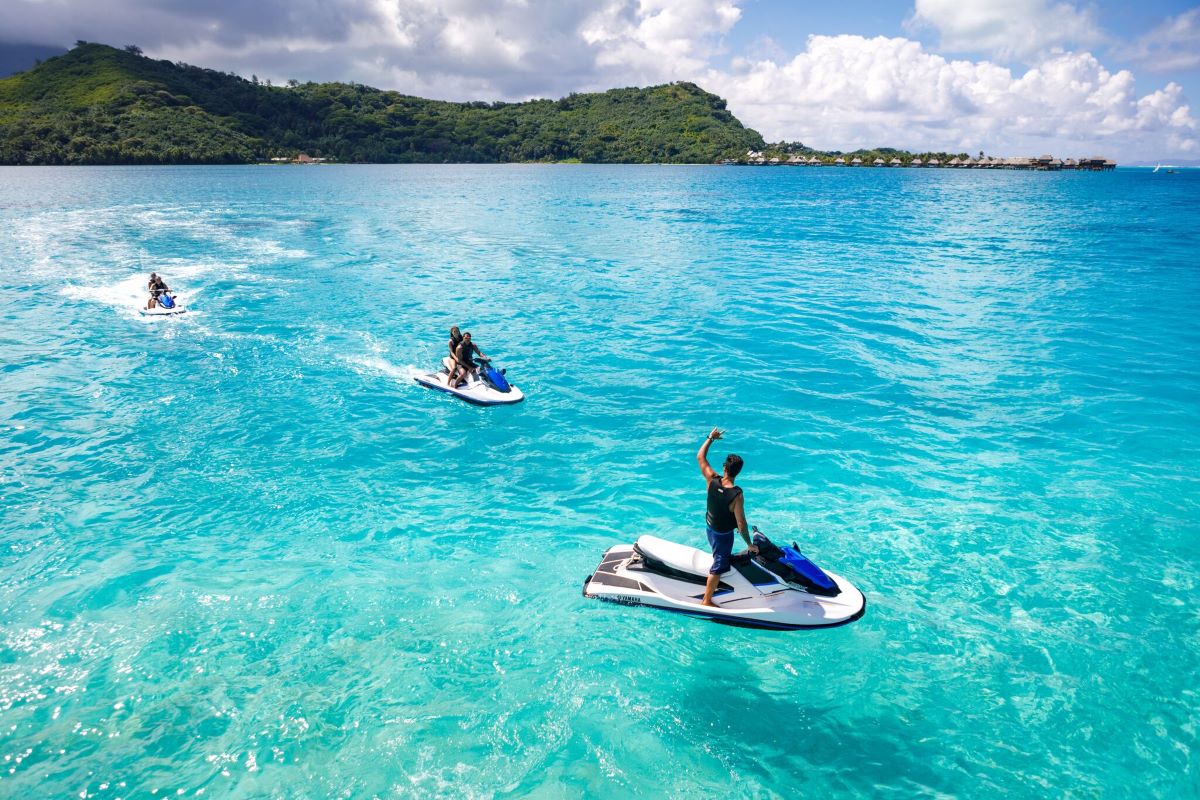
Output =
[
  {"x1": 450, "y1": 326, "x2": 461, "y2": 338},
  {"x1": 462, "y1": 331, "x2": 471, "y2": 339},
  {"x1": 723, "y1": 454, "x2": 743, "y2": 479}
]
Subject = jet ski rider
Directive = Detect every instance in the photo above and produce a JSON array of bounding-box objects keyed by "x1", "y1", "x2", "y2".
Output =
[
  {"x1": 697, "y1": 428, "x2": 756, "y2": 607},
  {"x1": 146, "y1": 272, "x2": 170, "y2": 309},
  {"x1": 449, "y1": 331, "x2": 488, "y2": 389},
  {"x1": 447, "y1": 325, "x2": 464, "y2": 377}
]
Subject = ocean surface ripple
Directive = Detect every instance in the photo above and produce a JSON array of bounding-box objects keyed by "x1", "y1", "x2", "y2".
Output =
[{"x1": 1, "y1": 165, "x2": 1198, "y2": 798}]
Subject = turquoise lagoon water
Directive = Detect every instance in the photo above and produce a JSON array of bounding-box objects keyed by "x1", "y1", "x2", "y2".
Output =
[{"x1": 1, "y1": 164, "x2": 1197, "y2": 798}]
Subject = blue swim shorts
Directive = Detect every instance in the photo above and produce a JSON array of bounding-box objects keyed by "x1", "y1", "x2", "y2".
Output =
[{"x1": 706, "y1": 526, "x2": 735, "y2": 574}]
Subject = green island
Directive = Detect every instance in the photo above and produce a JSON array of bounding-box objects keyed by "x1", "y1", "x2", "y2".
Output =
[
  {"x1": 0, "y1": 43, "x2": 766, "y2": 165},
  {"x1": 0, "y1": 42, "x2": 972, "y2": 166}
]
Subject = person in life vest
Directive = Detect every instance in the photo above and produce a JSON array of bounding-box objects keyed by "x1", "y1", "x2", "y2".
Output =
[
  {"x1": 696, "y1": 428, "x2": 756, "y2": 607},
  {"x1": 449, "y1": 331, "x2": 488, "y2": 388},
  {"x1": 146, "y1": 273, "x2": 170, "y2": 309}
]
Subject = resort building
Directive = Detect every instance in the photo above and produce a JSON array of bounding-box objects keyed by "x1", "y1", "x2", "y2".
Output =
[
  {"x1": 723, "y1": 150, "x2": 1115, "y2": 170},
  {"x1": 1077, "y1": 157, "x2": 1116, "y2": 170}
]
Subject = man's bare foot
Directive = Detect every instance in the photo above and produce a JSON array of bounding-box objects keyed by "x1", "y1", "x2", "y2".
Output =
[{"x1": 701, "y1": 601, "x2": 718, "y2": 608}]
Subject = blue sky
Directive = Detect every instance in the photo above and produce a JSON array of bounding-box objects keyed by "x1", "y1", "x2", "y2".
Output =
[{"x1": 1, "y1": 0, "x2": 1197, "y2": 160}]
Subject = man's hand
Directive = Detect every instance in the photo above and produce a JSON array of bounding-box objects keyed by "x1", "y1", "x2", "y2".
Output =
[
  {"x1": 747, "y1": 544, "x2": 759, "y2": 555},
  {"x1": 708, "y1": 427, "x2": 723, "y2": 441}
]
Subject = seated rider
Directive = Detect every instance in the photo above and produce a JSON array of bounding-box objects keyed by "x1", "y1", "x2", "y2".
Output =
[
  {"x1": 146, "y1": 272, "x2": 170, "y2": 309},
  {"x1": 451, "y1": 331, "x2": 487, "y2": 388},
  {"x1": 446, "y1": 326, "x2": 464, "y2": 384}
]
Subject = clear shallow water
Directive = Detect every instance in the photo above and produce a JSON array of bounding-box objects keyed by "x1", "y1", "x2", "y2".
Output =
[{"x1": 1, "y1": 164, "x2": 1197, "y2": 798}]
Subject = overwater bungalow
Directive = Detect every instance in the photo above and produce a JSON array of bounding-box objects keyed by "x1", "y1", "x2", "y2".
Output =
[
  {"x1": 948, "y1": 157, "x2": 961, "y2": 167},
  {"x1": 834, "y1": 157, "x2": 846, "y2": 165},
  {"x1": 1078, "y1": 157, "x2": 1115, "y2": 171},
  {"x1": 872, "y1": 157, "x2": 884, "y2": 166},
  {"x1": 769, "y1": 157, "x2": 781, "y2": 165},
  {"x1": 911, "y1": 158, "x2": 923, "y2": 167},
  {"x1": 889, "y1": 157, "x2": 902, "y2": 166},
  {"x1": 809, "y1": 156, "x2": 822, "y2": 165},
  {"x1": 851, "y1": 156, "x2": 863, "y2": 166},
  {"x1": 1063, "y1": 158, "x2": 1078, "y2": 170},
  {"x1": 786, "y1": 155, "x2": 805, "y2": 165},
  {"x1": 927, "y1": 158, "x2": 940, "y2": 166}
]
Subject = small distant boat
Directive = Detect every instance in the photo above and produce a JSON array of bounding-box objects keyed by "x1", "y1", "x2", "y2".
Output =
[{"x1": 1153, "y1": 163, "x2": 1161, "y2": 173}]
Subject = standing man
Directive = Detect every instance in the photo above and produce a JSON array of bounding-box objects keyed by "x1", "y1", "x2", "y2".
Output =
[{"x1": 697, "y1": 428, "x2": 755, "y2": 607}]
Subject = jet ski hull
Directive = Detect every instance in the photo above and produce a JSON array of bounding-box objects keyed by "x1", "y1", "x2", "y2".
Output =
[
  {"x1": 139, "y1": 305, "x2": 187, "y2": 317},
  {"x1": 583, "y1": 538, "x2": 865, "y2": 630},
  {"x1": 414, "y1": 358, "x2": 524, "y2": 406}
]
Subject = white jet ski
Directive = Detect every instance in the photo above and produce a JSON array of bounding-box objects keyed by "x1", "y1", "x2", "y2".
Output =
[
  {"x1": 583, "y1": 528, "x2": 865, "y2": 630},
  {"x1": 414, "y1": 357, "x2": 524, "y2": 406},
  {"x1": 139, "y1": 292, "x2": 186, "y2": 317}
]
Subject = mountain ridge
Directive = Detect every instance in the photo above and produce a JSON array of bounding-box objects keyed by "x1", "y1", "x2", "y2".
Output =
[{"x1": 0, "y1": 43, "x2": 766, "y2": 165}]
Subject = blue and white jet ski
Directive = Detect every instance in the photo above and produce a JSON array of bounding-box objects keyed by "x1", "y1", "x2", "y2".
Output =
[
  {"x1": 584, "y1": 528, "x2": 865, "y2": 630},
  {"x1": 139, "y1": 292, "x2": 186, "y2": 317},
  {"x1": 414, "y1": 356, "x2": 524, "y2": 406}
]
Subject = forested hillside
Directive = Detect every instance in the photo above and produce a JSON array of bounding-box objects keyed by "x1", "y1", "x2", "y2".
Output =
[{"x1": 0, "y1": 43, "x2": 766, "y2": 164}]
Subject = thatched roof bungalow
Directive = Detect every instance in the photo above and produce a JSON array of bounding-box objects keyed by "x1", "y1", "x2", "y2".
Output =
[
  {"x1": 889, "y1": 157, "x2": 902, "y2": 166},
  {"x1": 851, "y1": 156, "x2": 863, "y2": 165},
  {"x1": 834, "y1": 157, "x2": 846, "y2": 165},
  {"x1": 911, "y1": 158, "x2": 923, "y2": 166},
  {"x1": 808, "y1": 156, "x2": 821, "y2": 165},
  {"x1": 948, "y1": 157, "x2": 961, "y2": 166},
  {"x1": 928, "y1": 158, "x2": 940, "y2": 166},
  {"x1": 872, "y1": 157, "x2": 884, "y2": 166}
]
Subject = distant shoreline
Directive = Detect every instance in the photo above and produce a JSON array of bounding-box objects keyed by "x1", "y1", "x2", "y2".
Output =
[{"x1": 0, "y1": 161, "x2": 1146, "y2": 170}]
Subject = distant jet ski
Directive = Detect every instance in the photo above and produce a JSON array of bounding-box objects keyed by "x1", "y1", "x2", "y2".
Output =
[
  {"x1": 583, "y1": 528, "x2": 864, "y2": 630},
  {"x1": 140, "y1": 292, "x2": 186, "y2": 316},
  {"x1": 414, "y1": 357, "x2": 524, "y2": 406}
]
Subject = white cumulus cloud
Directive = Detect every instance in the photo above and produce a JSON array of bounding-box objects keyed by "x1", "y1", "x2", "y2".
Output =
[{"x1": 705, "y1": 35, "x2": 1197, "y2": 159}]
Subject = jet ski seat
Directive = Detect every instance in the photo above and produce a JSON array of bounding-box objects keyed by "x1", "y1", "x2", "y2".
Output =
[{"x1": 634, "y1": 535, "x2": 713, "y2": 577}]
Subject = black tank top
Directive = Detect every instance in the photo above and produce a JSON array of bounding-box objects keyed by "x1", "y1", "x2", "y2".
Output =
[
  {"x1": 449, "y1": 336, "x2": 462, "y2": 358},
  {"x1": 706, "y1": 478, "x2": 742, "y2": 533}
]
